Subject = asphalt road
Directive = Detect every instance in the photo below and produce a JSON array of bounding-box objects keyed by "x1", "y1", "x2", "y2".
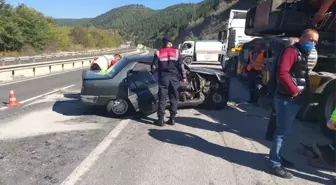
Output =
[
  {"x1": 0, "y1": 48, "x2": 136, "y2": 66},
  {"x1": 0, "y1": 52, "x2": 334, "y2": 185}
]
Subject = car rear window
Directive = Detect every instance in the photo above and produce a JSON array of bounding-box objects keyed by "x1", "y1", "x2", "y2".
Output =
[{"x1": 107, "y1": 58, "x2": 128, "y2": 77}]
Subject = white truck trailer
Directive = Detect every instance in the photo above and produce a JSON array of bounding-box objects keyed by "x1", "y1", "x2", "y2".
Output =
[
  {"x1": 218, "y1": 9, "x2": 258, "y2": 67},
  {"x1": 178, "y1": 40, "x2": 224, "y2": 65}
]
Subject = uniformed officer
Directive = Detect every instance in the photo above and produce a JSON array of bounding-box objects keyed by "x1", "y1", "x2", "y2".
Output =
[{"x1": 152, "y1": 36, "x2": 187, "y2": 126}]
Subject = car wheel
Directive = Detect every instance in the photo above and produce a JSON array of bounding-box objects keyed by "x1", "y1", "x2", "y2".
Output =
[
  {"x1": 106, "y1": 99, "x2": 130, "y2": 117},
  {"x1": 203, "y1": 87, "x2": 228, "y2": 110},
  {"x1": 184, "y1": 57, "x2": 193, "y2": 65}
]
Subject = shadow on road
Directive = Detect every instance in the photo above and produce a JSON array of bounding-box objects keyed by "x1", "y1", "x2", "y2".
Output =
[
  {"x1": 148, "y1": 128, "x2": 268, "y2": 172},
  {"x1": 53, "y1": 93, "x2": 143, "y2": 119},
  {"x1": 172, "y1": 106, "x2": 335, "y2": 184},
  {"x1": 178, "y1": 106, "x2": 271, "y2": 148},
  {"x1": 53, "y1": 93, "x2": 120, "y2": 119}
]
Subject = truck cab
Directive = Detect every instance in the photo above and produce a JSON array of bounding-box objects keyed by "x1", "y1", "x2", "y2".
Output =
[
  {"x1": 179, "y1": 40, "x2": 195, "y2": 64},
  {"x1": 218, "y1": 9, "x2": 259, "y2": 71}
]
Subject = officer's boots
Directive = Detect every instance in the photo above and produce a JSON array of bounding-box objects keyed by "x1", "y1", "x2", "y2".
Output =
[
  {"x1": 155, "y1": 118, "x2": 164, "y2": 127},
  {"x1": 167, "y1": 117, "x2": 175, "y2": 125}
]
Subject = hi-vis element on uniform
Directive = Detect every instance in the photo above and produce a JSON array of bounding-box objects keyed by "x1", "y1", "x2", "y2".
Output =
[
  {"x1": 327, "y1": 108, "x2": 336, "y2": 130},
  {"x1": 247, "y1": 50, "x2": 265, "y2": 71},
  {"x1": 155, "y1": 48, "x2": 180, "y2": 61}
]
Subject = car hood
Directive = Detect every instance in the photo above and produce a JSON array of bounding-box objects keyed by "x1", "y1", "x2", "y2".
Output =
[
  {"x1": 82, "y1": 70, "x2": 110, "y2": 80},
  {"x1": 189, "y1": 66, "x2": 226, "y2": 76}
]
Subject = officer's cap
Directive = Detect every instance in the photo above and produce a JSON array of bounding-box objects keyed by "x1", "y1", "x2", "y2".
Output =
[{"x1": 162, "y1": 36, "x2": 173, "y2": 44}]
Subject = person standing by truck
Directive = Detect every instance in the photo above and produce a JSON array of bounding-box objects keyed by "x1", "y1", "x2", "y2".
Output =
[
  {"x1": 246, "y1": 42, "x2": 272, "y2": 103},
  {"x1": 264, "y1": 37, "x2": 300, "y2": 169},
  {"x1": 152, "y1": 36, "x2": 187, "y2": 126},
  {"x1": 268, "y1": 29, "x2": 319, "y2": 179},
  {"x1": 265, "y1": 37, "x2": 300, "y2": 142}
]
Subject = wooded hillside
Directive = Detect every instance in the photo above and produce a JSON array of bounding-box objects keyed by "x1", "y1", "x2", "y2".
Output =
[
  {"x1": 86, "y1": 0, "x2": 226, "y2": 46},
  {"x1": 0, "y1": 1, "x2": 123, "y2": 56},
  {"x1": 54, "y1": 0, "x2": 238, "y2": 47}
]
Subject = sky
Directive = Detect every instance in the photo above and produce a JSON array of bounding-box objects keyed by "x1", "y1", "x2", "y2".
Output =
[{"x1": 6, "y1": 0, "x2": 204, "y2": 19}]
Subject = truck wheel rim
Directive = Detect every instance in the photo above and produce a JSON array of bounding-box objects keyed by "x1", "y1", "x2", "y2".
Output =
[
  {"x1": 325, "y1": 93, "x2": 336, "y2": 121},
  {"x1": 212, "y1": 93, "x2": 222, "y2": 103},
  {"x1": 185, "y1": 58, "x2": 192, "y2": 64},
  {"x1": 112, "y1": 99, "x2": 128, "y2": 115}
]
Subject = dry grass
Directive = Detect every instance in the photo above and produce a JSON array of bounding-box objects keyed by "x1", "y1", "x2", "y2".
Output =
[{"x1": 0, "y1": 44, "x2": 115, "y2": 58}]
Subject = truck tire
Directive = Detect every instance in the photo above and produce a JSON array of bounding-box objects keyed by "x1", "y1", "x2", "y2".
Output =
[
  {"x1": 203, "y1": 89, "x2": 228, "y2": 110},
  {"x1": 183, "y1": 57, "x2": 193, "y2": 65},
  {"x1": 223, "y1": 57, "x2": 238, "y2": 78},
  {"x1": 318, "y1": 86, "x2": 336, "y2": 138},
  {"x1": 222, "y1": 59, "x2": 231, "y2": 77},
  {"x1": 230, "y1": 57, "x2": 238, "y2": 77}
]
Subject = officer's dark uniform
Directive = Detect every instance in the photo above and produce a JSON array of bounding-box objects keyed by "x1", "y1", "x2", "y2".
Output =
[{"x1": 152, "y1": 36, "x2": 186, "y2": 126}]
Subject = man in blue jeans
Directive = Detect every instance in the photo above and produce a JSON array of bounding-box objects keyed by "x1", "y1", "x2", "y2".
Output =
[{"x1": 268, "y1": 29, "x2": 319, "y2": 179}]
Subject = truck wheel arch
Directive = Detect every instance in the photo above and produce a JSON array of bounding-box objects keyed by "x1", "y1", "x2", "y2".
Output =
[
  {"x1": 313, "y1": 73, "x2": 336, "y2": 94},
  {"x1": 317, "y1": 79, "x2": 336, "y2": 138}
]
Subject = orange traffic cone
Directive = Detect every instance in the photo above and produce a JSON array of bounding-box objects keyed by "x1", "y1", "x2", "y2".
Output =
[{"x1": 6, "y1": 89, "x2": 21, "y2": 107}]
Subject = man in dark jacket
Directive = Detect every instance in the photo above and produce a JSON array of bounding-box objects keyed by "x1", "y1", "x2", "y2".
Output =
[
  {"x1": 152, "y1": 36, "x2": 187, "y2": 126},
  {"x1": 265, "y1": 37, "x2": 300, "y2": 142},
  {"x1": 268, "y1": 29, "x2": 319, "y2": 179}
]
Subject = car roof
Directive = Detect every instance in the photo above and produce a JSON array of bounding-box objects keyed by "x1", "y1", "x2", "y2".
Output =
[
  {"x1": 123, "y1": 55, "x2": 154, "y2": 64},
  {"x1": 122, "y1": 54, "x2": 191, "y2": 70}
]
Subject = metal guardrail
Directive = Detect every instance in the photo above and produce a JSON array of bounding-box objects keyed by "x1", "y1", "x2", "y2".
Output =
[
  {"x1": 0, "y1": 47, "x2": 136, "y2": 66},
  {"x1": 0, "y1": 49, "x2": 144, "y2": 83}
]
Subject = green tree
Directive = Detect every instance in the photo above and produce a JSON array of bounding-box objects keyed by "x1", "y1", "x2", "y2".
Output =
[
  {"x1": 15, "y1": 4, "x2": 49, "y2": 50},
  {"x1": 47, "y1": 23, "x2": 71, "y2": 50},
  {"x1": 70, "y1": 26, "x2": 87, "y2": 45},
  {"x1": 185, "y1": 32, "x2": 198, "y2": 41},
  {"x1": 0, "y1": 3, "x2": 24, "y2": 50}
]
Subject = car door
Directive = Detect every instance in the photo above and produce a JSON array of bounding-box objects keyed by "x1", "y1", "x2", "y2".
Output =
[{"x1": 127, "y1": 69, "x2": 159, "y2": 115}]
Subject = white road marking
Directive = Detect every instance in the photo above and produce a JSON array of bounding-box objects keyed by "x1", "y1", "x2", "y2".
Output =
[
  {"x1": 0, "y1": 84, "x2": 75, "y2": 111},
  {"x1": 60, "y1": 119, "x2": 131, "y2": 185}
]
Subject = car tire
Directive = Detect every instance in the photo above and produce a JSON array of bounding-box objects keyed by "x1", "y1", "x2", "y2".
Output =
[
  {"x1": 203, "y1": 87, "x2": 228, "y2": 110},
  {"x1": 106, "y1": 99, "x2": 130, "y2": 117},
  {"x1": 184, "y1": 57, "x2": 193, "y2": 65}
]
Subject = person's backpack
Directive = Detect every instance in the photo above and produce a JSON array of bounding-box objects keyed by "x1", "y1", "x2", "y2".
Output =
[{"x1": 266, "y1": 48, "x2": 287, "y2": 95}]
